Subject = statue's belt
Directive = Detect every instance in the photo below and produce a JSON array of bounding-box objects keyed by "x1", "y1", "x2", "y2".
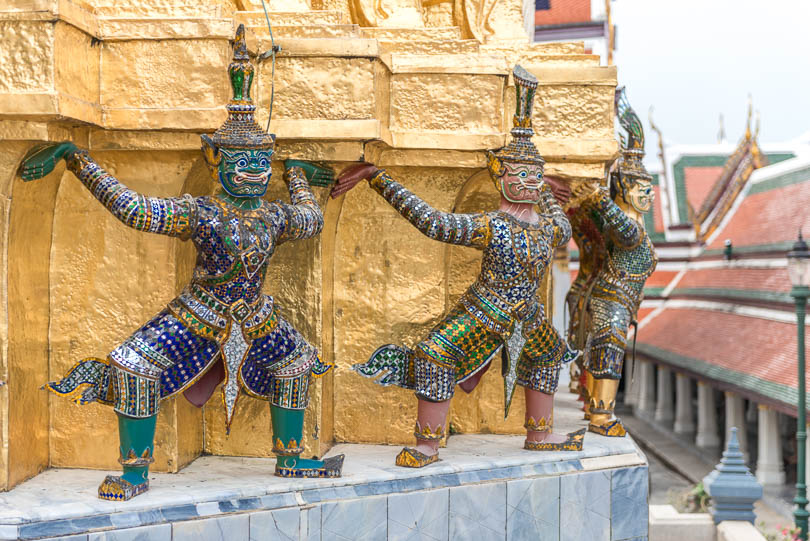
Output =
[
  {"x1": 461, "y1": 284, "x2": 540, "y2": 336},
  {"x1": 169, "y1": 283, "x2": 276, "y2": 340}
]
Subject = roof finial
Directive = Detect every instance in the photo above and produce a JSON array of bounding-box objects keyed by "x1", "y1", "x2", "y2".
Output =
[
  {"x1": 754, "y1": 110, "x2": 761, "y2": 139},
  {"x1": 649, "y1": 105, "x2": 667, "y2": 174},
  {"x1": 745, "y1": 94, "x2": 753, "y2": 139}
]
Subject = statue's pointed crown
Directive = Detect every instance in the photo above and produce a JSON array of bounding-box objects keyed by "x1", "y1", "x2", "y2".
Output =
[
  {"x1": 208, "y1": 24, "x2": 275, "y2": 150},
  {"x1": 614, "y1": 86, "x2": 651, "y2": 180},
  {"x1": 493, "y1": 65, "x2": 545, "y2": 166}
]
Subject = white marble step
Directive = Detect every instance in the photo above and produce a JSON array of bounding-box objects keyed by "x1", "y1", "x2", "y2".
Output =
[{"x1": 0, "y1": 390, "x2": 648, "y2": 540}]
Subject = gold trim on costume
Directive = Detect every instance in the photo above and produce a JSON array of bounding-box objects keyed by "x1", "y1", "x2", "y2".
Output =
[
  {"x1": 588, "y1": 378, "x2": 626, "y2": 437},
  {"x1": 395, "y1": 447, "x2": 440, "y2": 468},
  {"x1": 524, "y1": 428, "x2": 585, "y2": 451},
  {"x1": 273, "y1": 437, "x2": 304, "y2": 456},
  {"x1": 414, "y1": 421, "x2": 445, "y2": 442},
  {"x1": 524, "y1": 414, "x2": 552, "y2": 433},
  {"x1": 119, "y1": 448, "x2": 155, "y2": 467}
]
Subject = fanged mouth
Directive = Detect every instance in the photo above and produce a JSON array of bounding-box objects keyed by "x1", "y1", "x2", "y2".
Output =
[
  {"x1": 232, "y1": 166, "x2": 271, "y2": 185},
  {"x1": 505, "y1": 180, "x2": 540, "y2": 195}
]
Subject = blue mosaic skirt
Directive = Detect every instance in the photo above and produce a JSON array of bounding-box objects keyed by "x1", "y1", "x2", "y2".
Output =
[{"x1": 45, "y1": 308, "x2": 331, "y2": 418}]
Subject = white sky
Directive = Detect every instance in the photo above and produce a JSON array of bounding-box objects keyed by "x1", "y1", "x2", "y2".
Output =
[{"x1": 612, "y1": 0, "x2": 810, "y2": 149}]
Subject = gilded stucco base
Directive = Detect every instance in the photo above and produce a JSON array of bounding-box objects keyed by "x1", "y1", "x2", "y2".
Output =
[{"x1": 0, "y1": 0, "x2": 617, "y2": 489}]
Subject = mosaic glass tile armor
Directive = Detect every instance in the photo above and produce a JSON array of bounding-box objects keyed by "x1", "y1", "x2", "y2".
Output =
[
  {"x1": 355, "y1": 171, "x2": 576, "y2": 402},
  {"x1": 44, "y1": 25, "x2": 332, "y2": 433},
  {"x1": 579, "y1": 87, "x2": 658, "y2": 380},
  {"x1": 45, "y1": 157, "x2": 329, "y2": 429},
  {"x1": 581, "y1": 190, "x2": 657, "y2": 378}
]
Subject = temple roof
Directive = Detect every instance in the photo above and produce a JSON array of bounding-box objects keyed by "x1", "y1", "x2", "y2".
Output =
[
  {"x1": 635, "y1": 307, "x2": 807, "y2": 415},
  {"x1": 633, "y1": 152, "x2": 810, "y2": 413}
]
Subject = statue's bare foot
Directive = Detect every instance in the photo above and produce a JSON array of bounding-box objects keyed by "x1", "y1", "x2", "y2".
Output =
[
  {"x1": 529, "y1": 431, "x2": 568, "y2": 445},
  {"x1": 524, "y1": 428, "x2": 586, "y2": 451}
]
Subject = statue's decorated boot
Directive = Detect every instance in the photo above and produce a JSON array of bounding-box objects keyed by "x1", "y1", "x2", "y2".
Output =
[
  {"x1": 524, "y1": 428, "x2": 586, "y2": 451},
  {"x1": 99, "y1": 414, "x2": 156, "y2": 501},
  {"x1": 275, "y1": 455, "x2": 345, "y2": 478},
  {"x1": 395, "y1": 447, "x2": 440, "y2": 468},
  {"x1": 588, "y1": 419, "x2": 627, "y2": 437},
  {"x1": 523, "y1": 414, "x2": 585, "y2": 452},
  {"x1": 587, "y1": 377, "x2": 627, "y2": 437},
  {"x1": 395, "y1": 420, "x2": 444, "y2": 468},
  {"x1": 98, "y1": 476, "x2": 150, "y2": 501},
  {"x1": 271, "y1": 405, "x2": 344, "y2": 478}
]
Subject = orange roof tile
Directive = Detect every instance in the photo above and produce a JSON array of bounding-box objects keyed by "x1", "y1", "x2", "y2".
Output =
[
  {"x1": 639, "y1": 307, "x2": 806, "y2": 394},
  {"x1": 684, "y1": 166, "x2": 724, "y2": 213},
  {"x1": 706, "y1": 181, "x2": 810, "y2": 250},
  {"x1": 676, "y1": 267, "x2": 789, "y2": 293},
  {"x1": 646, "y1": 270, "x2": 678, "y2": 288},
  {"x1": 535, "y1": 0, "x2": 591, "y2": 25}
]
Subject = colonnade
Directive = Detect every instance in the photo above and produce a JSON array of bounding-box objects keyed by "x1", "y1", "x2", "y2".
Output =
[{"x1": 624, "y1": 360, "x2": 795, "y2": 489}]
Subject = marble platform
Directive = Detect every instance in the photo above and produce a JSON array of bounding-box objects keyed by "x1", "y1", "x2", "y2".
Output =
[{"x1": 0, "y1": 392, "x2": 649, "y2": 541}]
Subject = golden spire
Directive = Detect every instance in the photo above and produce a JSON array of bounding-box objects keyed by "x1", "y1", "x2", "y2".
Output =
[{"x1": 744, "y1": 94, "x2": 753, "y2": 140}]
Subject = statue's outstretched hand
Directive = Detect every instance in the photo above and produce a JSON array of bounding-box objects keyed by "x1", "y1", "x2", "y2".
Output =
[
  {"x1": 18, "y1": 142, "x2": 79, "y2": 181},
  {"x1": 571, "y1": 182, "x2": 603, "y2": 206},
  {"x1": 284, "y1": 160, "x2": 336, "y2": 187},
  {"x1": 330, "y1": 163, "x2": 379, "y2": 199},
  {"x1": 544, "y1": 175, "x2": 571, "y2": 206}
]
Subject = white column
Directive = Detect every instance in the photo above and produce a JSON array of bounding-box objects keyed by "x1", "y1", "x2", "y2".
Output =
[
  {"x1": 756, "y1": 405, "x2": 785, "y2": 486},
  {"x1": 724, "y1": 391, "x2": 748, "y2": 462},
  {"x1": 654, "y1": 367, "x2": 674, "y2": 426},
  {"x1": 635, "y1": 360, "x2": 656, "y2": 421},
  {"x1": 674, "y1": 374, "x2": 695, "y2": 435},
  {"x1": 623, "y1": 359, "x2": 637, "y2": 406},
  {"x1": 696, "y1": 382, "x2": 720, "y2": 448}
]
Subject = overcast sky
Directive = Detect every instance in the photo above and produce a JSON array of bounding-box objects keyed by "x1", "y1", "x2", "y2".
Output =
[{"x1": 612, "y1": 0, "x2": 810, "y2": 151}]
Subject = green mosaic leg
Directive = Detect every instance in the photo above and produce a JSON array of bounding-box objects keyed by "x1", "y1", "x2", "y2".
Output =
[
  {"x1": 270, "y1": 405, "x2": 343, "y2": 478},
  {"x1": 119, "y1": 414, "x2": 156, "y2": 485},
  {"x1": 97, "y1": 413, "x2": 156, "y2": 501}
]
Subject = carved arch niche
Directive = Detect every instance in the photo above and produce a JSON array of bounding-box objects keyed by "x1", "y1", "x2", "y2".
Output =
[
  {"x1": 3, "y1": 141, "x2": 62, "y2": 489},
  {"x1": 46, "y1": 148, "x2": 206, "y2": 475}
]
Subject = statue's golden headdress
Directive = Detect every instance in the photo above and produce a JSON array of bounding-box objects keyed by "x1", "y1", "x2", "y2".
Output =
[
  {"x1": 614, "y1": 86, "x2": 651, "y2": 183},
  {"x1": 202, "y1": 24, "x2": 275, "y2": 151},
  {"x1": 487, "y1": 65, "x2": 545, "y2": 178}
]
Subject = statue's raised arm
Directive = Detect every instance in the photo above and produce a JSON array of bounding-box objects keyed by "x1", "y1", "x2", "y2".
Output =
[
  {"x1": 537, "y1": 177, "x2": 572, "y2": 249},
  {"x1": 275, "y1": 161, "x2": 327, "y2": 244},
  {"x1": 333, "y1": 163, "x2": 492, "y2": 249},
  {"x1": 581, "y1": 186, "x2": 643, "y2": 249},
  {"x1": 20, "y1": 142, "x2": 197, "y2": 239}
]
